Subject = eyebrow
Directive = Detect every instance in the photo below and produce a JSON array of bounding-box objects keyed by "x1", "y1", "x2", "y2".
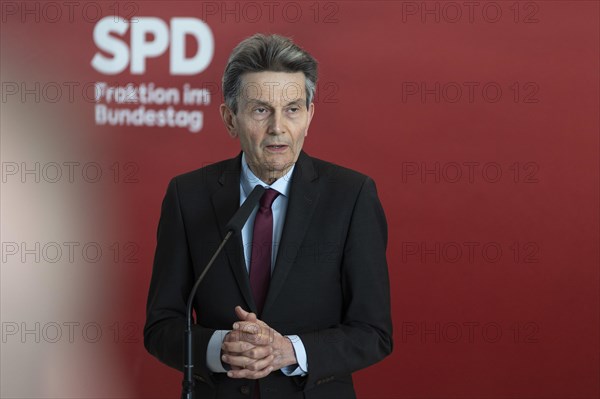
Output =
[{"x1": 246, "y1": 99, "x2": 305, "y2": 108}]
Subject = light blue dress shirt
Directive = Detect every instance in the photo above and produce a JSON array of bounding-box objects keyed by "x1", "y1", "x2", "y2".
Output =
[{"x1": 206, "y1": 153, "x2": 308, "y2": 376}]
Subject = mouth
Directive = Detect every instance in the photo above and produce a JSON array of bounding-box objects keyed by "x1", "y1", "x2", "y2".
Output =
[{"x1": 265, "y1": 144, "x2": 288, "y2": 152}]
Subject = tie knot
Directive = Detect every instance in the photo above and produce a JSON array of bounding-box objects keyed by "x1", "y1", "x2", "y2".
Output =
[{"x1": 260, "y1": 188, "x2": 280, "y2": 209}]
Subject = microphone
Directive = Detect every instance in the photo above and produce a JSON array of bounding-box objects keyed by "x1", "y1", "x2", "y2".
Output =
[
  {"x1": 181, "y1": 184, "x2": 265, "y2": 399},
  {"x1": 226, "y1": 185, "x2": 266, "y2": 232}
]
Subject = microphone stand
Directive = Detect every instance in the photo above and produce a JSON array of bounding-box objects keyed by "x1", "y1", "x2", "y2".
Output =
[
  {"x1": 180, "y1": 185, "x2": 265, "y2": 399},
  {"x1": 181, "y1": 231, "x2": 233, "y2": 399}
]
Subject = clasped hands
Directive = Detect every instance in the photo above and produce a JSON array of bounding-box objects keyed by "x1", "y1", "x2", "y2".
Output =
[{"x1": 221, "y1": 306, "x2": 297, "y2": 379}]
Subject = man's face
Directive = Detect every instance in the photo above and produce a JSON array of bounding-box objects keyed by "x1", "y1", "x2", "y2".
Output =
[{"x1": 220, "y1": 71, "x2": 315, "y2": 184}]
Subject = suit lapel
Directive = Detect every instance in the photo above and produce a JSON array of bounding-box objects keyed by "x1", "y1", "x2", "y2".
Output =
[
  {"x1": 263, "y1": 152, "x2": 319, "y2": 316},
  {"x1": 211, "y1": 154, "x2": 257, "y2": 313}
]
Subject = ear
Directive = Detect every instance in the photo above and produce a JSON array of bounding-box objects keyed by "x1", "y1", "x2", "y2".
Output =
[
  {"x1": 220, "y1": 103, "x2": 237, "y2": 138},
  {"x1": 304, "y1": 102, "x2": 315, "y2": 137}
]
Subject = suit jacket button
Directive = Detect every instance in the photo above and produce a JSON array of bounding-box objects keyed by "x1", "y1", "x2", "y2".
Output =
[{"x1": 240, "y1": 385, "x2": 250, "y2": 395}]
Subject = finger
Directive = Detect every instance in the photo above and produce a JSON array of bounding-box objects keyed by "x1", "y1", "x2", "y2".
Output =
[
  {"x1": 241, "y1": 345, "x2": 273, "y2": 360},
  {"x1": 233, "y1": 321, "x2": 270, "y2": 335},
  {"x1": 221, "y1": 340, "x2": 256, "y2": 354},
  {"x1": 224, "y1": 329, "x2": 261, "y2": 343},
  {"x1": 234, "y1": 306, "x2": 257, "y2": 322},
  {"x1": 234, "y1": 306, "x2": 271, "y2": 328},
  {"x1": 224, "y1": 355, "x2": 275, "y2": 379},
  {"x1": 224, "y1": 330, "x2": 243, "y2": 342},
  {"x1": 227, "y1": 365, "x2": 273, "y2": 380},
  {"x1": 222, "y1": 348, "x2": 270, "y2": 363},
  {"x1": 221, "y1": 353, "x2": 249, "y2": 368},
  {"x1": 233, "y1": 321, "x2": 261, "y2": 336},
  {"x1": 222, "y1": 353, "x2": 274, "y2": 371},
  {"x1": 222, "y1": 346, "x2": 274, "y2": 366},
  {"x1": 233, "y1": 322, "x2": 274, "y2": 345}
]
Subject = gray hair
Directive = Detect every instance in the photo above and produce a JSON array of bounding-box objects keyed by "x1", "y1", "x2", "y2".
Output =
[{"x1": 222, "y1": 34, "x2": 318, "y2": 113}]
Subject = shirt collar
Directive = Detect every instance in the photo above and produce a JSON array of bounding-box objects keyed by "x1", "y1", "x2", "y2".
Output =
[{"x1": 240, "y1": 152, "x2": 295, "y2": 198}]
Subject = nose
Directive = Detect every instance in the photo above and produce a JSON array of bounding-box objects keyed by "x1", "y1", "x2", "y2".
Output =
[{"x1": 268, "y1": 110, "x2": 284, "y2": 135}]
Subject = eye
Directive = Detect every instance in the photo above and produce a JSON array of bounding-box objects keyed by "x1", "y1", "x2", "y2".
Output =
[{"x1": 254, "y1": 107, "x2": 267, "y2": 114}]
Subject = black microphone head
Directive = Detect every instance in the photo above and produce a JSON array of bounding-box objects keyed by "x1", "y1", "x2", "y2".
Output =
[{"x1": 225, "y1": 185, "x2": 265, "y2": 233}]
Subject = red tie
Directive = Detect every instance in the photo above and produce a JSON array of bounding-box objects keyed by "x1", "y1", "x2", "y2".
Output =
[{"x1": 249, "y1": 188, "x2": 280, "y2": 315}]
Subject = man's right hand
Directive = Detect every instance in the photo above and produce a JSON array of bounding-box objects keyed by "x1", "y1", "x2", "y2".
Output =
[{"x1": 221, "y1": 306, "x2": 297, "y2": 379}]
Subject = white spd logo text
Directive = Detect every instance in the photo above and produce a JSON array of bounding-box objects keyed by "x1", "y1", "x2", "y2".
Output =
[{"x1": 91, "y1": 17, "x2": 214, "y2": 75}]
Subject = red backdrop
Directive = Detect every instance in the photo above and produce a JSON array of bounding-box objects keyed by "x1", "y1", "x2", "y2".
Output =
[{"x1": 1, "y1": 1, "x2": 598, "y2": 398}]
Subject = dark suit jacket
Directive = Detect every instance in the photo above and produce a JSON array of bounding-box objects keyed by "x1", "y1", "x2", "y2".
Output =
[{"x1": 144, "y1": 151, "x2": 392, "y2": 399}]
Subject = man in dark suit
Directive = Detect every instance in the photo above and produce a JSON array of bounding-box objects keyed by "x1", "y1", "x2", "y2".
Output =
[{"x1": 144, "y1": 33, "x2": 392, "y2": 398}]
